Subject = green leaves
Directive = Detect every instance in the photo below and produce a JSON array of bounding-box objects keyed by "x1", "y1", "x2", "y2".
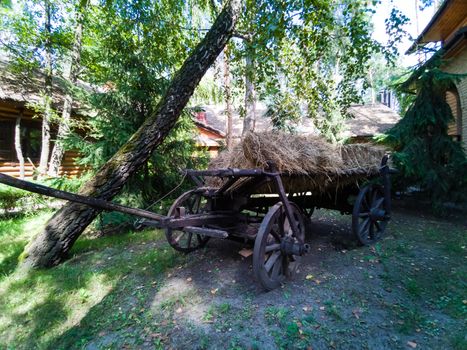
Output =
[
  {"x1": 386, "y1": 58, "x2": 467, "y2": 209},
  {"x1": 230, "y1": 0, "x2": 383, "y2": 141}
]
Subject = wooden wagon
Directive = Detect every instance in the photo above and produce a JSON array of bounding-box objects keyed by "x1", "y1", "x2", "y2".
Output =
[{"x1": 0, "y1": 154, "x2": 394, "y2": 291}]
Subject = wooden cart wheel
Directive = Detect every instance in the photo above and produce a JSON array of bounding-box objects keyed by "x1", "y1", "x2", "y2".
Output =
[
  {"x1": 253, "y1": 203, "x2": 305, "y2": 291},
  {"x1": 352, "y1": 184, "x2": 388, "y2": 245},
  {"x1": 165, "y1": 190, "x2": 210, "y2": 253}
]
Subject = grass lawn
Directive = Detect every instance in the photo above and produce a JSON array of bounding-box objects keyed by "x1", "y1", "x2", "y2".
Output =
[
  {"x1": 0, "y1": 206, "x2": 465, "y2": 349},
  {"x1": 0, "y1": 211, "x2": 186, "y2": 349}
]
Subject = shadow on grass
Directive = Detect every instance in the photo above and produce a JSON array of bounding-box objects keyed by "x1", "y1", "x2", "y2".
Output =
[
  {"x1": 0, "y1": 241, "x2": 26, "y2": 277},
  {"x1": 0, "y1": 226, "x2": 182, "y2": 349}
]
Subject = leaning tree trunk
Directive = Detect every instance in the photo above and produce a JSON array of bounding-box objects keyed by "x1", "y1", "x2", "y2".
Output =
[
  {"x1": 48, "y1": 0, "x2": 88, "y2": 177},
  {"x1": 23, "y1": 0, "x2": 242, "y2": 268},
  {"x1": 38, "y1": 0, "x2": 53, "y2": 178}
]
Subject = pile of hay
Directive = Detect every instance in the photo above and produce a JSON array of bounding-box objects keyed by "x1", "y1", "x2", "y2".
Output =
[
  {"x1": 208, "y1": 132, "x2": 387, "y2": 192},
  {"x1": 339, "y1": 143, "x2": 387, "y2": 171},
  {"x1": 210, "y1": 132, "x2": 386, "y2": 173}
]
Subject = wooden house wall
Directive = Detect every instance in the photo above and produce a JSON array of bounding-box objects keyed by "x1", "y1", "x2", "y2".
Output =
[
  {"x1": 442, "y1": 48, "x2": 467, "y2": 150},
  {"x1": 0, "y1": 102, "x2": 87, "y2": 178}
]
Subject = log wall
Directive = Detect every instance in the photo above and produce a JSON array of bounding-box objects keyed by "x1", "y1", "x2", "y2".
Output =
[{"x1": 0, "y1": 101, "x2": 87, "y2": 178}]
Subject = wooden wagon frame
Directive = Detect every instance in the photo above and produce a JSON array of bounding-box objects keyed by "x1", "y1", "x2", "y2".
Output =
[{"x1": 0, "y1": 155, "x2": 395, "y2": 290}]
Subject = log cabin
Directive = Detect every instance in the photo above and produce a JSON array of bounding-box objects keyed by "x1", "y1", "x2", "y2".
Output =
[
  {"x1": 0, "y1": 60, "x2": 225, "y2": 178},
  {"x1": 0, "y1": 59, "x2": 90, "y2": 178}
]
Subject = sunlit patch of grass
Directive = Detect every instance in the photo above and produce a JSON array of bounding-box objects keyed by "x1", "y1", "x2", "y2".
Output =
[
  {"x1": 0, "y1": 211, "x2": 53, "y2": 278},
  {"x1": 0, "y1": 212, "x2": 182, "y2": 349}
]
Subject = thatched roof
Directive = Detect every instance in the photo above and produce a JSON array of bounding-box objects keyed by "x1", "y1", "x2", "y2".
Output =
[
  {"x1": 344, "y1": 103, "x2": 400, "y2": 138},
  {"x1": 196, "y1": 103, "x2": 399, "y2": 140},
  {"x1": 0, "y1": 59, "x2": 93, "y2": 115},
  {"x1": 197, "y1": 103, "x2": 317, "y2": 138}
]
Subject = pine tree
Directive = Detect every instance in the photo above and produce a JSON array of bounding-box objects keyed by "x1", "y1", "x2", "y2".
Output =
[{"x1": 385, "y1": 56, "x2": 467, "y2": 210}]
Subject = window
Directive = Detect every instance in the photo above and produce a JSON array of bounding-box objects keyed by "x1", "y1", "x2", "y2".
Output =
[
  {"x1": 446, "y1": 89, "x2": 462, "y2": 142},
  {"x1": 0, "y1": 118, "x2": 43, "y2": 162},
  {"x1": 21, "y1": 127, "x2": 41, "y2": 160},
  {"x1": 0, "y1": 121, "x2": 14, "y2": 160}
]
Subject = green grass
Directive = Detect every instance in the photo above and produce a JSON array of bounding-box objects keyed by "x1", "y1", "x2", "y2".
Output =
[
  {"x1": 0, "y1": 211, "x2": 54, "y2": 278},
  {"x1": 0, "y1": 211, "x2": 184, "y2": 349},
  {"x1": 264, "y1": 306, "x2": 290, "y2": 326}
]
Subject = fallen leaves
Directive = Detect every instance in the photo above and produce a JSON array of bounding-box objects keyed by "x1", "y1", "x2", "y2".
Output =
[
  {"x1": 352, "y1": 308, "x2": 362, "y2": 319},
  {"x1": 238, "y1": 248, "x2": 253, "y2": 258}
]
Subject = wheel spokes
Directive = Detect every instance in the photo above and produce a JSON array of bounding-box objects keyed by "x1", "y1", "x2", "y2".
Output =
[
  {"x1": 372, "y1": 197, "x2": 384, "y2": 210},
  {"x1": 270, "y1": 226, "x2": 282, "y2": 242},
  {"x1": 359, "y1": 217, "x2": 371, "y2": 237},
  {"x1": 264, "y1": 251, "x2": 281, "y2": 272},
  {"x1": 265, "y1": 243, "x2": 281, "y2": 253},
  {"x1": 271, "y1": 257, "x2": 283, "y2": 279},
  {"x1": 186, "y1": 232, "x2": 193, "y2": 248}
]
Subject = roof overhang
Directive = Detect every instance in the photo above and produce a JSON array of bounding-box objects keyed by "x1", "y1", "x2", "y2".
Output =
[
  {"x1": 443, "y1": 26, "x2": 467, "y2": 58},
  {"x1": 406, "y1": 0, "x2": 467, "y2": 54},
  {"x1": 193, "y1": 119, "x2": 225, "y2": 138}
]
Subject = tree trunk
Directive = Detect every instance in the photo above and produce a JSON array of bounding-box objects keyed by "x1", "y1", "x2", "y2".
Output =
[
  {"x1": 48, "y1": 0, "x2": 88, "y2": 177},
  {"x1": 38, "y1": 0, "x2": 53, "y2": 177},
  {"x1": 23, "y1": 0, "x2": 242, "y2": 268},
  {"x1": 14, "y1": 112, "x2": 25, "y2": 179},
  {"x1": 223, "y1": 46, "x2": 233, "y2": 150},
  {"x1": 368, "y1": 68, "x2": 375, "y2": 104},
  {"x1": 242, "y1": 54, "x2": 256, "y2": 135}
]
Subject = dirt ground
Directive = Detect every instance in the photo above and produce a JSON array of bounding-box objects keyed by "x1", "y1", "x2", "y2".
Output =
[{"x1": 66, "y1": 201, "x2": 466, "y2": 350}]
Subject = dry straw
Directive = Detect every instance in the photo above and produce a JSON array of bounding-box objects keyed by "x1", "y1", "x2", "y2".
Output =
[{"x1": 208, "y1": 131, "x2": 387, "y2": 192}]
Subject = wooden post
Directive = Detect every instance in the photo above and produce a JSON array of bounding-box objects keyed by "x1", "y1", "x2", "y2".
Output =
[{"x1": 14, "y1": 110, "x2": 25, "y2": 179}]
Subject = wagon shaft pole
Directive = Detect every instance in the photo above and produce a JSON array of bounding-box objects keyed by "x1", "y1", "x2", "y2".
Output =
[{"x1": 0, "y1": 173, "x2": 165, "y2": 222}]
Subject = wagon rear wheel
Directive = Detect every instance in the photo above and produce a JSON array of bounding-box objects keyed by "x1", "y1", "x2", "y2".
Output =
[
  {"x1": 253, "y1": 203, "x2": 305, "y2": 291},
  {"x1": 352, "y1": 184, "x2": 388, "y2": 245},
  {"x1": 165, "y1": 190, "x2": 210, "y2": 253}
]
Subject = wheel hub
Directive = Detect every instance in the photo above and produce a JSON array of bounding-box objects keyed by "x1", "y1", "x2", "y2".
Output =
[
  {"x1": 370, "y1": 208, "x2": 386, "y2": 221},
  {"x1": 280, "y1": 236, "x2": 310, "y2": 256}
]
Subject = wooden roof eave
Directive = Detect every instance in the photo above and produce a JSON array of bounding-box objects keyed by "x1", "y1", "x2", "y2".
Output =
[{"x1": 406, "y1": 0, "x2": 467, "y2": 54}]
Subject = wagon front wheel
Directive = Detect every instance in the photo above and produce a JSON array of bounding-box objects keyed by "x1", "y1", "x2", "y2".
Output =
[
  {"x1": 253, "y1": 203, "x2": 306, "y2": 291},
  {"x1": 165, "y1": 190, "x2": 210, "y2": 253},
  {"x1": 352, "y1": 184, "x2": 388, "y2": 245}
]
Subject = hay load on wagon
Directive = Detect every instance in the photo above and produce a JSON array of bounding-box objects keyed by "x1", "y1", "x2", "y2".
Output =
[{"x1": 208, "y1": 132, "x2": 387, "y2": 193}]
